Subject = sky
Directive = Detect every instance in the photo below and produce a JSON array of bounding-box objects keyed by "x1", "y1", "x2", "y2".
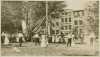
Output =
[
  {"x1": 64, "y1": 0, "x2": 95, "y2": 10},
  {"x1": 2, "y1": 0, "x2": 97, "y2": 10}
]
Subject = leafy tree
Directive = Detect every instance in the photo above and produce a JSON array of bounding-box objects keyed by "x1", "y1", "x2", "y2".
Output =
[
  {"x1": 85, "y1": 1, "x2": 99, "y2": 37},
  {"x1": 1, "y1": 1, "x2": 24, "y2": 33},
  {"x1": 21, "y1": 1, "x2": 67, "y2": 41},
  {"x1": 1, "y1": 1, "x2": 67, "y2": 41}
]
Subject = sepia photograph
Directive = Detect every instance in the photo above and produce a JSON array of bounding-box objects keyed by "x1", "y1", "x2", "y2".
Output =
[{"x1": 0, "y1": 0, "x2": 99, "y2": 56}]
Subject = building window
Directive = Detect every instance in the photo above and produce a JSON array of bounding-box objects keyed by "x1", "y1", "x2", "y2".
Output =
[
  {"x1": 62, "y1": 12, "x2": 65, "y2": 15},
  {"x1": 74, "y1": 20, "x2": 78, "y2": 25},
  {"x1": 61, "y1": 27, "x2": 64, "y2": 30},
  {"x1": 69, "y1": 18, "x2": 71, "y2": 22},
  {"x1": 65, "y1": 26, "x2": 68, "y2": 30},
  {"x1": 56, "y1": 30, "x2": 59, "y2": 34},
  {"x1": 56, "y1": 22, "x2": 59, "y2": 26},
  {"x1": 52, "y1": 30, "x2": 55, "y2": 34},
  {"x1": 61, "y1": 18, "x2": 64, "y2": 22},
  {"x1": 65, "y1": 12, "x2": 68, "y2": 15},
  {"x1": 65, "y1": 18, "x2": 67, "y2": 22},
  {"x1": 61, "y1": 26, "x2": 68, "y2": 30},
  {"x1": 69, "y1": 25, "x2": 72, "y2": 29}
]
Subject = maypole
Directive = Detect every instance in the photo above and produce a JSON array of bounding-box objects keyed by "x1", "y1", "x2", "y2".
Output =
[
  {"x1": 41, "y1": 0, "x2": 49, "y2": 47},
  {"x1": 45, "y1": 0, "x2": 49, "y2": 46},
  {"x1": 46, "y1": 0, "x2": 51, "y2": 36}
]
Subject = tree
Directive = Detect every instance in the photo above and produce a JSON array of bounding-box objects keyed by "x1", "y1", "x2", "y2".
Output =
[
  {"x1": 22, "y1": 1, "x2": 67, "y2": 41},
  {"x1": 85, "y1": 1, "x2": 99, "y2": 37},
  {"x1": 1, "y1": 1, "x2": 24, "y2": 33},
  {"x1": 1, "y1": 1, "x2": 67, "y2": 41}
]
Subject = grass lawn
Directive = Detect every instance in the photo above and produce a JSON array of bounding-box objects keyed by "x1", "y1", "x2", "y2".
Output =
[{"x1": 1, "y1": 42, "x2": 99, "y2": 56}]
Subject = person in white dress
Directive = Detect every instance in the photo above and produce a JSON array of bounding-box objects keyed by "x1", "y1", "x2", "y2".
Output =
[
  {"x1": 71, "y1": 34, "x2": 75, "y2": 46},
  {"x1": 1, "y1": 32, "x2": 5, "y2": 43},
  {"x1": 52, "y1": 35, "x2": 55, "y2": 43},
  {"x1": 41, "y1": 34, "x2": 47, "y2": 47},
  {"x1": 4, "y1": 32, "x2": 9, "y2": 45}
]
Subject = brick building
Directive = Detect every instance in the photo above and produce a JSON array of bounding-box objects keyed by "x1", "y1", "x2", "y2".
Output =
[
  {"x1": 51, "y1": 9, "x2": 84, "y2": 37},
  {"x1": 73, "y1": 10, "x2": 84, "y2": 39},
  {"x1": 39, "y1": 9, "x2": 84, "y2": 40},
  {"x1": 59, "y1": 9, "x2": 74, "y2": 35}
]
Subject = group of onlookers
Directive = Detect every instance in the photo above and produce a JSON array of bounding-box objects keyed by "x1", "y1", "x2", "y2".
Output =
[
  {"x1": 1, "y1": 31, "x2": 25, "y2": 47},
  {"x1": 1, "y1": 31, "x2": 96, "y2": 47}
]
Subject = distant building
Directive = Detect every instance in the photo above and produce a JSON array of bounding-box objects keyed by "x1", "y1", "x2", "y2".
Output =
[
  {"x1": 73, "y1": 10, "x2": 84, "y2": 38},
  {"x1": 55, "y1": 9, "x2": 84, "y2": 37},
  {"x1": 59, "y1": 9, "x2": 74, "y2": 35},
  {"x1": 40, "y1": 9, "x2": 85, "y2": 37}
]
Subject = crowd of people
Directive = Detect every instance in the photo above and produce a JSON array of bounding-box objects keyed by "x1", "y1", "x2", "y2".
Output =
[
  {"x1": 1, "y1": 31, "x2": 25, "y2": 47},
  {"x1": 1, "y1": 31, "x2": 96, "y2": 47}
]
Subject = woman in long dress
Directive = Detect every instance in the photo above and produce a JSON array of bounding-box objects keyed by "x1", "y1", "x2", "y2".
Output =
[
  {"x1": 41, "y1": 34, "x2": 47, "y2": 47},
  {"x1": 1, "y1": 32, "x2": 5, "y2": 43},
  {"x1": 4, "y1": 33, "x2": 9, "y2": 45}
]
